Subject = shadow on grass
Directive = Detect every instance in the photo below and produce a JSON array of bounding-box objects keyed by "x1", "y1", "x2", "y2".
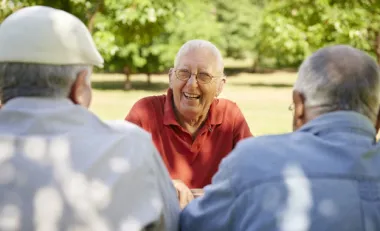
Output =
[
  {"x1": 230, "y1": 82, "x2": 293, "y2": 88},
  {"x1": 224, "y1": 67, "x2": 252, "y2": 76},
  {"x1": 224, "y1": 67, "x2": 297, "y2": 77},
  {"x1": 92, "y1": 80, "x2": 168, "y2": 92}
]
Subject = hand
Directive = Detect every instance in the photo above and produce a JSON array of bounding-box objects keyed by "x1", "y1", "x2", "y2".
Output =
[
  {"x1": 190, "y1": 188, "x2": 204, "y2": 198},
  {"x1": 172, "y1": 179, "x2": 194, "y2": 209}
]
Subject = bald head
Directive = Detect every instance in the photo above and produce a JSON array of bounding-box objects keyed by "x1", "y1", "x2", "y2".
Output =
[
  {"x1": 294, "y1": 45, "x2": 380, "y2": 122},
  {"x1": 304, "y1": 45, "x2": 377, "y2": 86},
  {"x1": 174, "y1": 40, "x2": 224, "y2": 75}
]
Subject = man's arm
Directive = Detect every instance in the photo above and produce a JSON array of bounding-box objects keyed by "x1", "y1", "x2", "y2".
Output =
[
  {"x1": 180, "y1": 156, "x2": 238, "y2": 231},
  {"x1": 233, "y1": 106, "x2": 253, "y2": 145},
  {"x1": 147, "y1": 143, "x2": 181, "y2": 231}
]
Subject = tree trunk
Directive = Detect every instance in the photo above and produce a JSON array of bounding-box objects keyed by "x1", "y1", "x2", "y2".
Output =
[
  {"x1": 87, "y1": 12, "x2": 98, "y2": 33},
  {"x1": 252, "y1": 53, "x2": 260, "y2": 73},
  {"x1": 124, "y1": 66, "x2": 132, "y2": 90},
  {"x1": 147, "y1": 73, "x2": 151, "y2": 84},
  {"x1": 87, "y1": 0, "x2": 104, "y2": 33},
  {"x1": 375, "y1": 32, "x2": 380, "y2": 65},
  {"x1": 124, "y1": 74, "x2": 132, "y2": 90}
]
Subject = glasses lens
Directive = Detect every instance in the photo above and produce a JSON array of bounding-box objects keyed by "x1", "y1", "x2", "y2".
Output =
[
  {"x1": 197, "y1": 73, "x2": 213, "y2": 84},
  {"x1": 176, "y1": 70, "x2": 190, "y2": 80}
]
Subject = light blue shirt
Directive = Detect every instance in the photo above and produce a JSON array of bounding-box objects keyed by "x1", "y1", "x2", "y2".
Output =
[
  {"x1": 0, "y1": 98, "x2": 180, "y2": 231},
  {"x1": 180, "y1": 111, "x2": 380, "y2": 231}
]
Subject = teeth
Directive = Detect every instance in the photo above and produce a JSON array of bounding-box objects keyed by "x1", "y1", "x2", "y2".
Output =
[{"x1": 184, "y1": 93, "x2": 200, "y2": 98}]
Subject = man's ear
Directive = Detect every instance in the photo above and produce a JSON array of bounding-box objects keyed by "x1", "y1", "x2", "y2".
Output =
[
  {"x1": 216, "y1": 76, "x2": 226, "y2": 97},
  {"x1": 293, "y1": 90, "x2": 306, "y2": 130},
  {"x1": 168, "y1": 68, "x2": 174, "y2": 89},
  {"x1": 69, "y1": 69, "x2": 92, "y2": 108},
  {"x1": 375, "y1": 106, "x2": 380, "y2": 132}
]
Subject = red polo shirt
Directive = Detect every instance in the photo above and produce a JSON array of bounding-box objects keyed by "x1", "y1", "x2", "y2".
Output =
[{"x1": 125, "y1": 89, "x2": 252, "y2": 188}]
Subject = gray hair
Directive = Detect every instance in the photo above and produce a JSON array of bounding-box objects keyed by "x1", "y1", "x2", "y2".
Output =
[
  {"x1": 174, "y1": 39, "x2": 224, "y2": 75},
  {"x1": 0, "y1": 63, "x2": 91, "y2": 103},
  {"x1": 294, "y1": 45, "x2": 380, "y2": 121}
]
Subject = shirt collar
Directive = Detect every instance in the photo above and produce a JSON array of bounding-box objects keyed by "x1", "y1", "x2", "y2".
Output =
[
  {"x1": 298, "y1": 111, "x2": 376, "y2": 138},
  {"x1": 163, "y1": 88, "x2": 223, "y2": 126},
  {"x1": 2, "y1": 97, "x2": 75, "y2": 111}
]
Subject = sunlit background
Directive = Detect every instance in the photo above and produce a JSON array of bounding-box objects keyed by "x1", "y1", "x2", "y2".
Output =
[{"x1": 1, "y1": 0, "x2": 379, "y2": 136}]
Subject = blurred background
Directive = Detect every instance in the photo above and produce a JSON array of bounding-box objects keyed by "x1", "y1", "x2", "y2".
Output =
[{"x1": 1, "y1": 0, "x2": 379, "y2": 136}]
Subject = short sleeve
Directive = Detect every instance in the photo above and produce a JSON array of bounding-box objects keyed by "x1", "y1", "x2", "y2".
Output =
[
  {"x1": 233, "y1": 105, "x2": 253, "y2": 146},
  {"x1": 125, "y1": 99, "x2": 149, "y2": 128}
]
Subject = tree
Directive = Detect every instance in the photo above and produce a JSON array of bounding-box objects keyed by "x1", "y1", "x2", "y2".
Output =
[
  {"x1": 0, "y1": 0, "x2": 99, "y2": 23},
  {"x1": 93, "y1": 0, "x2": 183, "y2": 89},
  {"x1": 212, "y1": 0, "x2": 265, "y2": 61},
  {"x1": 153, "y1": 0, "x2": 224, "y2": 71},
  {"x1": 257, "y1": 0, "x2": 380, "y2": 68}
]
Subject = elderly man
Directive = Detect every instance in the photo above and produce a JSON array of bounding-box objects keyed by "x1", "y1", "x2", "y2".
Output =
[
  {"x1": 180, "y1": 45, "x2": 380, "y2": 231},
  {"x1": 0, "y1": 6, "x2": 179, "y2": 231},
  {"x1": 125, "y1": 39, "x2": 252, "y2": 207}
]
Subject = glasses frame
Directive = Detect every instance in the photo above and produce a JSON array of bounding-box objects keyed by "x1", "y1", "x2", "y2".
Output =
[
  {"x1": 174, "y1": 69, "x2": 223, "y2": 84},
  {"x1": 288, "y1": 103, "x2": 295, "y2": 111},
  {"x1": 288, "y1": 103, "x2": 344, "y2": 111}
]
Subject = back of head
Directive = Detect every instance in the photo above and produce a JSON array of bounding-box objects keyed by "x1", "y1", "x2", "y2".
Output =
[
  {"x1": 294, "y1": 45, "x2": 380, "y2": 122},
  {"x1": 0, "y1": 6, "x2": 103, "y2": 104}
]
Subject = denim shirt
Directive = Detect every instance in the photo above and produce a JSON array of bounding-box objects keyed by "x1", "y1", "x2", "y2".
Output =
[{"x1": 180, "y1": 111, "x2": 380, "y2": 231}]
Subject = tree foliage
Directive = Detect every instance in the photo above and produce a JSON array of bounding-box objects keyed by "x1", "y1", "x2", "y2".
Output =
[
  {"x1": 94, "y1": 0, "x2": 179, "y2": 74},
  {"x1": 1, "y1": 0, "x2": 379, "y2": 78},
  {"x1": 258, "y1": 0, "x2": 380, "y2": 67},
  {"x1": 213, "y1": 0, "x2": 265, "y2": 59}
]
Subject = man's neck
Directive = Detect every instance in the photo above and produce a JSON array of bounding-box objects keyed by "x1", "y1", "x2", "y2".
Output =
[{"x1": 177, "y1": 112, "x2": 208, "y2": 138}]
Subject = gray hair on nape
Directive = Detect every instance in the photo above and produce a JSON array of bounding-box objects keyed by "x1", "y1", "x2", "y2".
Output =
[
  {"x1": 174, "y1": 39, "x2": 225, "y2": 75},
  {"x1": 294, "y1": 45, "x2": 380, "y2": 122},
  {"x1": 0, "y1": 63, "x2": 92, "y2": 103}
]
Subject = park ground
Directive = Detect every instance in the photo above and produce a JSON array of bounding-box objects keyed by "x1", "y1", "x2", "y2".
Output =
[{"x1": 90, "y1": 61, "x2": 297, "y2": 136}]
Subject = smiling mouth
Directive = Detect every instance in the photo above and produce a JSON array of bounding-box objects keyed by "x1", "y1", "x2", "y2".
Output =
[{"x1": 183, "y1": 92, "x2": 201, "y2": 100}]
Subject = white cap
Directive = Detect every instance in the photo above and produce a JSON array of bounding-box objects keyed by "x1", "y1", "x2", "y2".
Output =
[{"x1": 0, "y1": 6, "x2": 104, "y2": 67}]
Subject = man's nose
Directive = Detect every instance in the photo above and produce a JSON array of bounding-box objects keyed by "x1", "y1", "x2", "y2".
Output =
[{"x1": 186, "y1": 73, "x2": 198, "y2": 87}]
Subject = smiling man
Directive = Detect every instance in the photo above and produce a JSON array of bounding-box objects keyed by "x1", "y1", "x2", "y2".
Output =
[{"x1": 125, "y1": 39, "x2": 252, "y2": 208}]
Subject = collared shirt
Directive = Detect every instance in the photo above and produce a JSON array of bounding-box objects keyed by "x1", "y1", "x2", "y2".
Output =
[
  {"x1": 180, "y1": 111, "x2": 380, "y2": 231},
  {"x1": 0, "y1": 97, "x2": 180, "y2": 231},
  {"x1": 125, "y1": 89, "x2": 252, "y2": 188}
]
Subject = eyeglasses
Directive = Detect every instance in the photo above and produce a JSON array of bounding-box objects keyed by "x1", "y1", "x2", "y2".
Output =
[
  {"x1": 288, "y1": 103, "x2": 340, "y2": 111},
  {"x1": 174, "y1": 69, "x2": 221, "y2": 84},
  {"x1": 288, "y1": 103, "x2": 294, "y2": 111}
]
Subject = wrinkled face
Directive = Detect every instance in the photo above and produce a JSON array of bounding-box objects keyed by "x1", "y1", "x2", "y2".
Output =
[{"x1": 169, "y1": 49, "x2": 225, "y2": 121}]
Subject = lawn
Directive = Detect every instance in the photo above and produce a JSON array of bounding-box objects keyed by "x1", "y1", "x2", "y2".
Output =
[{"x1": 89, "y1": 70, "x2": 297, "y2": 136}]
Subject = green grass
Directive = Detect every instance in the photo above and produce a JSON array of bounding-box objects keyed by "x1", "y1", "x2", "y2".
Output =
[{"x1": 89, "y1": 71, "x2": 297, "y2": 136}]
